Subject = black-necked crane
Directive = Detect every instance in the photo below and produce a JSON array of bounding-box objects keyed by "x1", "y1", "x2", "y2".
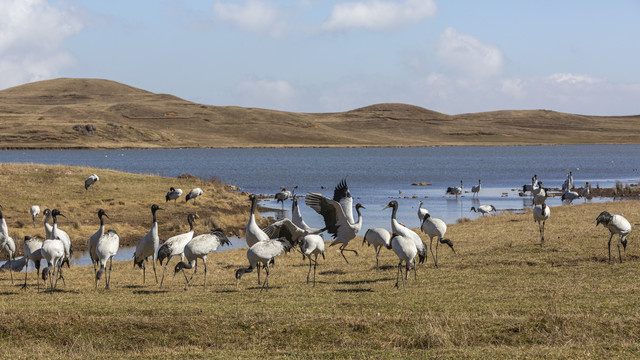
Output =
[
  {"x1": 533, "y1": 203, "x2": 550, "y2": 246},
  {"x1": 246, "y1": 194, "x2": 270, "y2": 248},
  {"x1": 157, "y1": 213, "x2": 196, "y2": 288},
  {"x1": 561, "y1": 189, "x2": 580, "y2": 204},
  {"x1": 471, "y1": 179, "x2": 481, "y2": 198},
  {"x1": 421, "y1": 213, "x2": 455, "y2": 268},
  {"x1": 596, "y1": 211, "x2": 632, "y2": 264},
  {"x1": 361, "y1": 228, "x2": 391, "y2": 269},
  {"x1": 533, "y1": 186, "x2": 548, "y2": 205},
  {"x1": 562, "y1": 171, "x2": 574, "y2": 192},
  {"x1": 165, "y1": 187, "x2": 183, "y2": 206},
  {"x1": 174, "y1": 228, "x2": 230, "y2": 291},
  {"x1": 385, "y1": 234, "x2": 418, "y2": 290},
  {"x1": 41, "y1": 209, "x2": 66, "y2": 293},
  {"x1": 43, "y1": 208, "x2": 71, "y2": 269},
  {"x1": 383, "y1": 200, "x2": 427, "y2": 274},
  {"x1": 30, "y1": 205, "x2": 40, "y2": 228},
  {"x1": 446, "y1": 180, "x2": 463, "y2": 198},
  {"x1": 185, "y1": 188, "x2": 203, "y2": 205},
  {"x1": 22, "y1": 236, "x2": 43, "y2": 290},
  {"x1": 88, "y1": 209, "x2": 108, "y2": 278},
  {"x1": 235, "y1": 238, "x2": 293, "y2": 292},
  {"x1": 95, "y1": 230, "x2": 120, "y2": 289},
  {"x1": 134, "y1": 204, "x2": 163, "y2": 284},
  {"x1": 0, "y1": 205, "x2": 16, "y2": 284},
  {"x1": 299, "y1": 234, "x2": 324, "y2": 287},
  {"x1": 522, "y1": 175, "x2": 539, "y2": 195},
  {"x1": 305, "y1": 179, "x2": 364, "y2": 264},
  {"x1": 470, "y1": 205, "x2": 497, "y2": 216},
  {"x1": 581, "y1": 182, "x2": 591, "y2": 198},
  {"x1": 85, "y1": 174, "x2": 99, "y2": 191},
  {"x1": 275, "y1": 187, "x2": 292, "y2": 209},
  {"x1": 292, "y1": 197, "x2": 322, "y2": 234},
  {"x1": 417, "y1": 201, "x2": 428, "y2": 222}
]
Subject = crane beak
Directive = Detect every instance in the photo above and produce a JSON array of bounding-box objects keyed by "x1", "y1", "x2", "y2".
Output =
[
  {"x1": 382, "y1": 205, "x2": 390, "y2": 210},
  {"x1": 104, "y1": 213, "x2": 110, "y2": 219}
]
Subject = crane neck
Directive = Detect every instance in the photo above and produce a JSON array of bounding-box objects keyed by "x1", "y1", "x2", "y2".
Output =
[{"x1": 355, "y1": 206, "x2": 363, "y2": 224}]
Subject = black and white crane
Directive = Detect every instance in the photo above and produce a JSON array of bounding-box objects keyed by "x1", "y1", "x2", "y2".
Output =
[
  {"x1": 43, "y1": 208, "x2": 71, "y2": 269},
  {"x1": 581, "y1": 182, "x2": 591, "y2": 198},
  {"x1": 470, "y1": 205, "x2": 497, "y2": 216},
  {"x1": 596, "y1": 211, "x2": 632, "y2": 264},
  {"x1": 471, "y1": 179, "x2": 481, "y2": 198},
  {"x1": 292, "y1": 197, "x2": 322, "y2": 234},
  {"x1": 446, "y1": 180, "x2": 463, "y2": 198},
  {"x1": 41, "y1": 209, "x2": 66, "y2": 293},
  {"x1": 562, "y1": 171, "x2": 574, "y2": 191},
  {"x1": 275, "y1": 187, "x2": 292, "y2": 209},
  {"x1": 246, "y1": 194, "x2": 270, "y2": 248},
  {"x1": 165, "y1": 187, "x2": 183, "y2": 206},
  {"x1": 22, "y1": 235, "x2": 43, "y2": 290},
  {"x1": 385, "y1": 234, "x2": 418, "y2": 290},
  {"x1": 383, "y1": 200, "x2": 428, "y2": 274},
  {"x1": 533, "y1": 203, "x2": 550, "y2": 245},
  {"x1": 235, "y1": 238, "x2": 293, "y2": 292},
  {"x1": 299, "y1": 234, "x2": 324, "y2": 287},
  {"x1": 174, "y1": 228, "x2": 230, "y2": 291},
  {"x1": 561, "y1": 189, "x2": 580, "y2": 204},
  {"x1": 85, "y1": 174, "x2": 99, "y2": 191},
  {"x1": 305, "y1": 179, "x2": 364, "y2": 264},
  {"x1": 88, "y1": 209, "x2": 109, "y2": 278},
  {"x1": 134, "y1": 204, "x2": 163, "y2": 284},
  {"x1": 157, "y1": 213, "x2": 197, "y2": 288},
  {"x1": 417, "y1": 201, "x2": 428, "y2": 222},
  {"x1": 522, "y1": 175, "x2": 539, "y2": 195},
  {"x1": 533, "y1": 186, "x2": 548, "y2": 205},
  {"x1": 95, "y1": 230, "x2": 120, "y2": 289},
  {"x1": 0, "y1": 205, "x2": 16, "y2": 284},
  {"x1": 361, "y1": 228, "x2": 391, "y2": 269},
  {"x1": 421, "y1": 213, "x2": 455, "y2": 268},
  {"x1": 30, "y1": 205, "x2": 40, "y2": 228},
  {"x1": 185, "y1": 188, "x2": 203, "y2": 205}
]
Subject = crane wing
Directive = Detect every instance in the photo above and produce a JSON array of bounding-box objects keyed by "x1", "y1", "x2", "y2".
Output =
[
  {"x1": 333, "y1": 179, "x2": 354, "y2": 224},
  {"x1": 262, "y1": 218, "x2": 306, "y2": 243},
  {"x1": 305, "y1": 193, "x2": 350, "y2": 240}
]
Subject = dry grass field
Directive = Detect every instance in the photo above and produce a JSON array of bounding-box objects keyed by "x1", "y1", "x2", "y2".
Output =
[
  {"x1": 1, "y1": 78, "x2": 639, "y2": 149},
  {"x1": 0, "y1": 165, "x2": 639, "y2": 358}
]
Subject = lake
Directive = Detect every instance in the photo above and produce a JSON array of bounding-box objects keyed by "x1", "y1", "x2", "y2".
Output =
[{"x1": 1, "y1": 145, "x2": 639, "y2": 268}]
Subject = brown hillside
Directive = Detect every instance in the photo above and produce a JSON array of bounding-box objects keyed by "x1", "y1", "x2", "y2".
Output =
[{"x1": 0, "y1": 78, "x2": 638, "y2": 149}]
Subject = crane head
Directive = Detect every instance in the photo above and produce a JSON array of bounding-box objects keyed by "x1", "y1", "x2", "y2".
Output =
[
  {"x1": 382, "y1": 200, "x2": 397, "y2": 210},
  {"x1": 596, "y1": 211, "x2": 613, "y2": 227}
]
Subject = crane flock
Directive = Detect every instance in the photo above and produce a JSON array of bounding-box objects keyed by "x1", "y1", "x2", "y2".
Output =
[{"x1": 0, "y1": 171, "x2": 634, "y2": 294}]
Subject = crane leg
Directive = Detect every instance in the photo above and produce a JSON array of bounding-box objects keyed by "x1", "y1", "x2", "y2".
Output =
[
  {"x1": 142, "y1": 261, "x2": 146, "y2": 284},
  {"x1": 257, "y1": 263, "x2": 261, "y2": 285},
  {"x1": 413, "y1": 258, "x2": 417, "y2": 280},
  {"x1": 22, "y1": 260, "x2": 29, "y2": 290},
  {"x1": 313, "y1": 254, "x2": 318, "y2": 287},
  {"x1": 185, "y1": 261, "x2": 198, "y2": 291},
  {"x1": 203, "y1": 260, "x2": 207, "y2": 292},
  {"x1": 395, "y1": 262, "x2": 401, "y2": 288},
  {"x1": 618, "y1": 236, "x2": 623, "y2": 263},
  {"x1": 36, "y1": 266, "x2": 40, "y2": 292},
  {"x1": 608, "y1": 233, "x2": 614, "y2": 264},
  {"x1": 307, "y1": 257, "x2": 312, "y2": 284},
  {"x1": 260, "y1": 266, "x2": 270, "y2": 292},
  {"x1": 160, "y1": 258, "x2": 170, "y2": 288},
  {"x1": 106, "y1": 257, "x2": 113, "y2": 289},
  {"x1": 152, "y1": 255, "x2": 158, "y2": 284},
  {"x1": 9, "y1": 255, "x2": 13, "y2": 284},
  {"x1": 429, "y1": 238, "x2": 436, "y2": 268},
  {"x1": 375, "y1": 246, "x2": 381, "y2": 269}
]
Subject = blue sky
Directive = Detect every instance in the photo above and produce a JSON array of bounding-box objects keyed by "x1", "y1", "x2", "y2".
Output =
[{"x1": 2, "y1": 0, "x2": 639, "y2": 115}]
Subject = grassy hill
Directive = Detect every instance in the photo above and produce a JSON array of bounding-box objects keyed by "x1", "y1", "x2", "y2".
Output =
[{"x1": 1, "y1": 78, "x2": 639, "y2": 149}]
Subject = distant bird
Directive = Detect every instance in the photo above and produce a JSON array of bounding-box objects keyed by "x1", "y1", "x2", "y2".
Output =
[
  {"x1": 174, "y1": 228, "x2": 231, "y2": 291},
  {"x1": 561, "y1": 190, "x2": 580, "y2": 203},
  {"x1": 446, "y1": 180, "x2": 463, "y2": 198},
  {"x1": 95, "y1": 230, "x2": 120, "y2": 289},
  {"x1": 533, "y1": 203, "x2": 550, "y2": 245},
  {"x1": 581, "y1": 182, "x2": 591, "y2": 198},
  {"x1": 134, "y1": 204, "x2": 163, "y2": 284},
  {"x1": 235, "y1": 238, "x2": 293, "y2": 292},
  {"x1": 522, "y1": 175, "x2": 539, "y2": 195},
  {"x1": 421, "y1": 213, "x2": 455, "y2": 268},
  {"x1": 361, "y1": 228, "x2": 391, "y2": 269},
  {"x1": 185, "y1": 188, "x2": 203, "y2": 205},
  {"x1": 22, "y1": 236, "x2": 43, "y2": 290},
  {"x1": 41, "y1": 209, "x2": 66, "y2": 293},
  {"x1": 275, "y1": 187, "x2": 292, "y2": 209},
  {"x1": 85, "y1": 174, "x2": 99, "y2": 191},
  {"x1": 299, "y1": 234, "x2": 325, "y2": 287},
  {"x1": 0, "y1": 205, "x2": 16, "y2": 284},
  {"x1": 386, "y1": 234, "x2": 418, "y2": 290},
  {"x1": 43, "y1": 209, "x2": 71, "y2": 269},
  {"x1": 471, "y1": 179, "x2": 481, "y2": 198},
  {"x1": 562, "y1": 171, "x2": 574, "y2": 192},
  {"x1": 30, "y1": 205, "x2": 40, "y2": 228},
  {"x1": 88, "y1": 209, "x2": 109, "y2": 278},
  {"x1": 292, "y1": 197, "x2": 322, "y2": 234},
  {"x1": 383, "y1": 200, "x2": 428, "y2": 273},
  {"x1": 470, "y1": 205, "x2": 497, "y2": 216},
  {"x1": 305, "y1": 179, "x2": 364, "y2": 264},
  {"x1": 533, "y1": 186, "x2": 548, "y2": 205},
  {"x1": 596, "y1": 211, "x2": 632, "y2": 264},
  {"x1": 417, "y1": 201, "x2": 428, "y2": 222},
  {"x1": 165, "y1": 187, "x2": 183, "y2": 206},
  {"x1": 157, "y1": 213, "x2": 197, "y2": 288}
]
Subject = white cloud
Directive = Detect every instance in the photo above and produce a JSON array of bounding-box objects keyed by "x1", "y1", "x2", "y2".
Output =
[
  {"x1": 547, "y1": 73, "x2": 601, "y2": 85},
  {"x1": 321, "y1": 0, "x2": 437, "y2": 31},
  {"x1": 235, "y1": 79, "x2": 297, "y2": 110},
  {"x1": 436, "y1": 27, "x2": 504, "y2": 79},
  {"x1": 0, "y1": 0, "x2": 83, "y2": 89},
  {"x1": 214, "y1": 0, "x2": 286, "y2": 38}
]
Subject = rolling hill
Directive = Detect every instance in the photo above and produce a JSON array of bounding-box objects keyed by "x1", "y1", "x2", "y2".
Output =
[{"x1": 0, "y1": 78, "x2": 638, "y2": 149}]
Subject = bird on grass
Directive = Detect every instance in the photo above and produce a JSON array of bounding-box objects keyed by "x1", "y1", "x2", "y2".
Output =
[
  {"x1": 95, "y1": 230, "x2": 120, "y2": 289},
  {"x1": 596, "y1": 211, "x2": 631, "y2": 264},
  {"x1": 88, "y1": 209, "x2": 109, "y2": 278},
  {"x1": 41, "y1": 209, "x2": 66, "y2": 293},
  {"x1": 533, "y1": 203, "x2": 550, "y2": 246},
  {"x1": 383, "y1": 201, "x2": 428, "y2": 275},
  {"x1": 174, "y1": 228, "x2": 231, "y2": 292},
  {"x1": 186, "y1": 188, "x2": 203, "y2": 205},
  {"x1": 158, "y1": 214, "x2": 197, "y2": 288},
  {"x1": 386, "y1": 234, "x2": 417, "y2": 290},
  {"x1": 361, "y1": 228, "x2": 391, "y2": 269},
  {"x1": 421, "y1": 213, "x2": 455, "y2": 268},
  {"x1": 30, "y1": 205, "x2": 40, "y2": 228},
  {"x1": 165, "y1": 187, "x2": 183, "y2": 206},
  {"x1": 299, "y1": 234, "x2": 325, "y2": 287},
  {"x1": 0, "y1": 204, "x2": 16, "y2": 284},
  {"x1": 85, "y1": 174, "x2": 99, "y2": 191},
  {"x1": 470, "y1": 205, "x2": 497, "y2": 216},
  {"x1": 22, "y1": 235, "x2": 44, "y2": 290},
  {"x1": 235, "y1": 238, "x2": 293, "y2": 292},
  {"x1": 417, "y1": 201, "x2": 428, "y2": 222},
  {"x1": 134, "y1": 204, "x2": 163, "y2": 284}
]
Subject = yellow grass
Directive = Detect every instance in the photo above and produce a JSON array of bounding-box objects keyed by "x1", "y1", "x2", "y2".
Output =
[{"x1": 1, "y1": 164, "x2": 639, "y2": 358}]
